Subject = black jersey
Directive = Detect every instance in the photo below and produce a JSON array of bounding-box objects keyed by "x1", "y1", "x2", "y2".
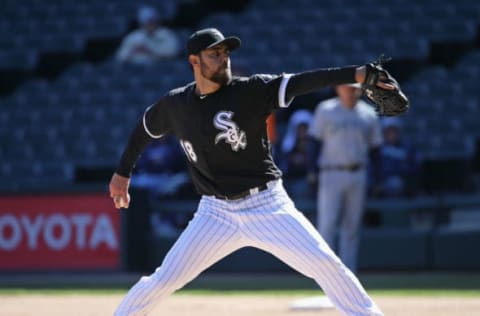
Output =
[
  {"x1": 142, "y1": 74, "x2": 293, "y2": 197},
  {"x1": 116, "y1": 66, "x2": 357, "y2": 196}
]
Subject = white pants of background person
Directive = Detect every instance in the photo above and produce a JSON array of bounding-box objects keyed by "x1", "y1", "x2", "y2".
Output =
[{"x1": 317, "y1": 168, "x2": 367, "y2": 273}]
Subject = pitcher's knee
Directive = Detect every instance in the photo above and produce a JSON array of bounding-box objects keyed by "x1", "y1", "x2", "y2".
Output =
[
  {"x1": 313, "y1": 251, "x2": 346, "y2": 275},
  {"x1": 148, "y1": 269, "x2": 187, "y2": 294},
  {"x1": 296, "y1": 251, "x2": 343, "y2": 280},
  {"x1": 114, "y1": 271, "x2": 185, "y2": 315},
  {"x1": 129, "y1": 268, "x2": 185, "y2": 298}
]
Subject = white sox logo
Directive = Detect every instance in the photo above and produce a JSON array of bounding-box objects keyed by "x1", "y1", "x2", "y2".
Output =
[{"x1": 213, "y1": 111, "x2": 247, "y2": 152}]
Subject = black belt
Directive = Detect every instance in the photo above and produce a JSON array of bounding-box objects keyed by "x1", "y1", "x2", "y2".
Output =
[
  {"x1": 321, "y1": 164, "x2": 364, "y2": 172},
  {"x1": 214, "y1": 183, "x2": 269, "y2": 201}
]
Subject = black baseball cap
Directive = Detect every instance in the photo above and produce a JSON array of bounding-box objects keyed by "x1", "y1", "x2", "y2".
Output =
[{"x1": 187, "y1": 28, "x2": 241, "y2": 55}]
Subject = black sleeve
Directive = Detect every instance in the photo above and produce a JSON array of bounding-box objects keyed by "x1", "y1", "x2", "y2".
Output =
[
  {"x1": 248, "y1": 74, "x2": 292, "y2": 112},
  {"x1": 142, "y1": 98, "x2": 172, "y2": 138},
  {"x1": 286, "y1": 66, "x2": 357, "y2": 100},
  {"x1": 115, "y1": 119, "x2": 153, "y2": 177},
  {"x1": 115, "y1": 97, "x2": 172, "y2": 177}
]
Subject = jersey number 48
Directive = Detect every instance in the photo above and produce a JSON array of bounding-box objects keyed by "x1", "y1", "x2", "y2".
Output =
[{"x1": 180, "y1": 140, "x2": 197, "y2": 163}]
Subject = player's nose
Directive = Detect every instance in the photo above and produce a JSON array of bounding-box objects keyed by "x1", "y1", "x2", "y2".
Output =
[{"x1": 219, "y1": 51, "x2": 230, "y2": 62}]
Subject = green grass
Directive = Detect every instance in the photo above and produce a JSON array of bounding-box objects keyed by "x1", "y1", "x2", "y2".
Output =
[
  {"x1": 0, "y1": 288, "x2": 126, "y2": 295},
  {"x1": 368, "y1": 289, "x2": 480, "y2": 297},
  {"x1": 1, "y1": 272, "x2": 479, "y2": 297},
  {"x1": 361, "y1": 273, "x2": 480, "y2": 290},
  {"x1": 183, "y1": 273, "x2": 480, "y2": 291},
  {"x1": 1, "y1": 288, "x2": 479, "y2": 297},
  {"x1": 181, "y1": 288, "x2": 480, "y2": 297}
]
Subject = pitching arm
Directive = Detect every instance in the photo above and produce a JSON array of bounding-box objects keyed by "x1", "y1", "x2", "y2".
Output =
[
  {"x1": 109, "y1": 119, "x2": 153, "y2": 209},
  {"x1": 285, "y1": 66, "x2": 365, "y2": 100}
]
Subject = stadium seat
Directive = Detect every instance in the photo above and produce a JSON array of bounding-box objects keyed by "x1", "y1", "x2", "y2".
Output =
[
  {"x1": 440, "y1": 20, "x2": 476, "y2": 41},
  {"x1": 1, "y1": 0, "x2": 479, "y2": 193},
  {"x1": 0, "y1": 51, "x2": 37, "y2": 69}
]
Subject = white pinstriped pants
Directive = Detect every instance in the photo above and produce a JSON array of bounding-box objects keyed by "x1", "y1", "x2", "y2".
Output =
[{"x1": 114, "y1": 180, "x2": 383, "y2": 316}]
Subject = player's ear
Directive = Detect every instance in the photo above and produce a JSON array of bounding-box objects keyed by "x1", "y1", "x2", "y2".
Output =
[{"x1": 189, "y1": 54, "x2": 199, "y2": 67}]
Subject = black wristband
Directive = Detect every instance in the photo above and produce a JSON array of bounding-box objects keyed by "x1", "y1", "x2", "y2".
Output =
[{"x1": 115, "y1": 167, "x2": 132, "y2": 178}]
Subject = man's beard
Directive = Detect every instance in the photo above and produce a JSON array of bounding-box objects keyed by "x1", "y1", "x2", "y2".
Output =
[
  {"x1": 200, "y1": 59, "x2": 231, "y2": 85},
  {"x1": 209, "y1": 68, "x2": 231, "y2": 85}
]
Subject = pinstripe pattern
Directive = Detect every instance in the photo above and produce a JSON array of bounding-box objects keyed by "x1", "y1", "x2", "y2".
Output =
[{"x1": 114, "y1": 179, "x2": 382, "y2": 316}]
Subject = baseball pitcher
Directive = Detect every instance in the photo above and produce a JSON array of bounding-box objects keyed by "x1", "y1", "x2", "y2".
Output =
[{"x1": 109, "y1": 28, "x2": 406, "y2": 315}]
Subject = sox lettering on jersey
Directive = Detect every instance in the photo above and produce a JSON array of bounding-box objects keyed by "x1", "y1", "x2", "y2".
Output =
[{"x1": 213, "y1": 111, "x2": 247, "y2": 152}]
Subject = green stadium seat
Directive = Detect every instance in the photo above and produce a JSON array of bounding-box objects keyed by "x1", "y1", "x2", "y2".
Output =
[{"x1": 432, "y1": 227, "x2": 480, "y2": 269}]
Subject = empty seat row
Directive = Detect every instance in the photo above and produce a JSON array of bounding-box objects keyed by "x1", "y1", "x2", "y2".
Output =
[{"x1": 0, "y1": 160, "x2": 73, "y2": 181}]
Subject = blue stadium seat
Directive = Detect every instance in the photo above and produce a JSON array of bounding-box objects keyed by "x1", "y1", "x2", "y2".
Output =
[
  {"x1": 411, "y1": 20, "x2": 443, "y2": 40},
  {"x1": 0, "y1": 51, "x2": 36, "y2": 69},
  {"x1": 456, "y1": 51, "x2": 480, "y2": 68},
  {"x1": 456, "y1": 2, "x2": 480, "y2": 22},
  {"x1": 1, "y1": 0, "x2": 479, "y2": 191},
  {"x1": 440, "y1": 20, "x2": 476, "y2": 41},
  {"x1": 200, "y1": 13, "x2": 236, "y2": 29},
  {"x1": 423, "y1": 4, "x2": 456, "y2": 21},
  {"x1": 249, "y1": 0, "x2": 282, "y2": 10}
]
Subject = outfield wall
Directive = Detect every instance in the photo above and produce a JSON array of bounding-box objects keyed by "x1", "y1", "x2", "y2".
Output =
[
  {"x1": 138, "y1": 190, "x2": 480, "y2": 272},
  {"x1": 0, "y1": 193, "x2": 121, "y2": 271},
  {"x1": 1, "y1": 189, "x2": 480, "y2": 272}
]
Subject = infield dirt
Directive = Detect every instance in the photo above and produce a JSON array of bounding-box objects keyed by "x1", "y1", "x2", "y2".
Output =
[{"x1": 0, "y1": 293, "x2": 479, "y2": 316}]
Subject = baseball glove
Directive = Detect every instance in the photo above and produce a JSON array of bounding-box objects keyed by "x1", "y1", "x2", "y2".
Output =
[{"x1": 362, "y1": 55, "x2": 409, "y2": 116}]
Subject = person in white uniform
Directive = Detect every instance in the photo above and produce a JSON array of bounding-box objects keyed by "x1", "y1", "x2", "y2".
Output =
[{"x1": 308, "y1": 83, "x2": 382, "y2": 273}]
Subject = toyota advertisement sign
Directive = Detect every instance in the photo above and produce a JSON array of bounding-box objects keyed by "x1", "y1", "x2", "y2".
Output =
[{"x1": 0, "y1": 194, "x2": 120, "y2": 270}]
